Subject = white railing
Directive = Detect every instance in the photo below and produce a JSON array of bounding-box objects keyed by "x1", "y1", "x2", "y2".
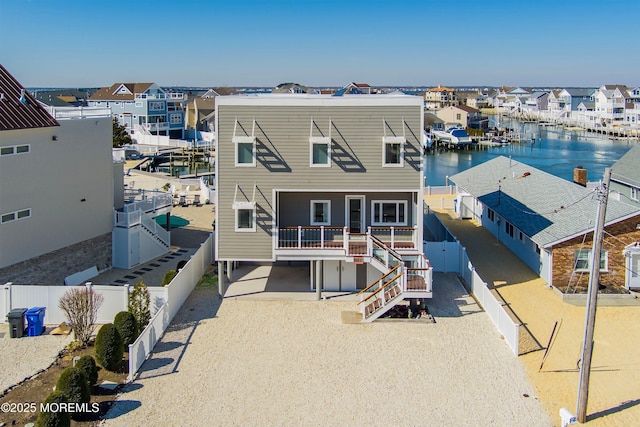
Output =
[
  {"x1": 275, "y1": 226, "x2": 417, "y2": 251},
  {"x1": 123, "y1": 191, "x2": 172, "y2": 213},
  {"x1": 135, "y1": 93, "x2": 185, "y2": 100},
  {"x1": 140, "y1": 212, "x2": 170, "y2": 248},
  {"x1": 45, "y1": 106, "x2": 112, "y2": 119},
  {"x1": 424, "y1": 185, "x2": 455, "y2": 196},
  {"x1": 127, "y1": 234, "x2": 213, "y2": 381},
  {"x1": 114, "y1": 210, "x2": 141, "y2": 228}
]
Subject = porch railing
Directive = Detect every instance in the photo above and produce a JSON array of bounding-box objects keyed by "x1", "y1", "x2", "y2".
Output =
[
  {"x1": 406, "y1": 254, "x2": 433, "y2": 293},
  {"x1": 276, "y1": 225, "x2": 417, "y2": 251}
]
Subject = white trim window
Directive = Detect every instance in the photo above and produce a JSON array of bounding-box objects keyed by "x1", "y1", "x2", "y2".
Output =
[
  {"x1": 310, "y1": 137, "x2": 331, "y2": 167},
  {"x1": 310, "y1": 200, "x2": 331, "y2": 225},
  {"x1": 235, "y1": 208, "x2": 256, "y2": 232},
  {"x1": 170, "y1": 113, "x2": 182, "y2": 124},
  {"x1": 233, "y1": 136, "x2": 256, "y2": 167},
  {"x1": 371, "y1": 200, "x2": 407, "y2": 226},
  {"x1": 631, "y1": 187, "x2": 639, "y2": 201},
  {"x1": 574, "y1": 249, "x2": 608, "y2": 272},
  {"x1": 1, "y1": 208, "x2": 31, "y2": 224},
  {"x1": 382, "y1": 137, "x2": 405, "y2": 167},
  {"x1": 1, "y1": 144, "x2": 30, "y2": 156}
]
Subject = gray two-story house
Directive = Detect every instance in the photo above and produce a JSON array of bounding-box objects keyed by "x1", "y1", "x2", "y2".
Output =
[{"x1": 215, "y1": 93, "x2": 432, "y2": 321}]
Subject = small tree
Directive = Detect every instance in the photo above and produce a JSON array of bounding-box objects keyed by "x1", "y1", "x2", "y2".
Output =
[
  {"x1": 114, "y1": 311, "x2": 137, "y2": 347},
  {"x1": 112, "y1": 117, "x2": 132, "y2": 148},
  {"x1": 128, "y1": 281, "x2": 151, "y2": 330},
  {"x1": 59, "y1": 287, "x2": 104, "y2": 347},
  {"x1": 75, "y1": 355, "x2": 99, "y2": 386},
  {"x1": 95, "y1": 323, "x2": 124, "y2": 371},
  {"x1": 36, "y1": 390, "x2": 71, "y2": 427},
  {"x1": 161, "y1": 270, "x2": 177, "y2": 287}
]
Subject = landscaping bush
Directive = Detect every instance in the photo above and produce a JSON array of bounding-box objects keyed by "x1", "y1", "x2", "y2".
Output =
[
  {"x1": 94, "y1": 323, "x2": 124, "y2": 371},
  {"x1": 58, "y1": 287, "x2": 104, "y2": 346},
  {"x1": 75, "y1": 355, "x2": 99, "y2": 386},
  {"x1": 55, "y1": 367, "x2": 90, "y2": 419},
  {"x1": 128, "y1": 281, "x2": 151, "y2": 330},
  {"x1": 161, "y1": 269, "x2": 177, "y2": 286},
  {"x1": 36, "y1": 390, "x2": 71, "y2": 427},
  {"x1": 114, "y1": 311, "x2": 138, "y2": 346}
]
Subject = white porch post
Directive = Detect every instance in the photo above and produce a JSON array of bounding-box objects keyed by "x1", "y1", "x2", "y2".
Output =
[
  {"x1": 316, "y1": 260, "x2": 322, "y2": 300},
  {"x1": 226, "y1": 261, "x2": 232, "y2": 283},
  {"x1": 4, "y1": 282, "x2": 12, "y2": 314}
]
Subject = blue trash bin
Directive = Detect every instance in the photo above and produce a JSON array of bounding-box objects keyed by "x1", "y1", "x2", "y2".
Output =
[{"x1": 25, "y1": 307, "x2": 46, "y2": 336}]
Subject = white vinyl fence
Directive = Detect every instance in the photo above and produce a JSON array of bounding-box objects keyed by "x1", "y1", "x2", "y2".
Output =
[
  {"x1": 128, "y1": 234, "x2": 214, "y2": 381},
  {"x1": 424, "y1": 223, "x2": 520, "y2": 355}
]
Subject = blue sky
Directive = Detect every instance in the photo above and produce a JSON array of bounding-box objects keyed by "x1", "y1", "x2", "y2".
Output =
[{"x1": 1, "y1": 0, "x2": 638, "y2": 88}]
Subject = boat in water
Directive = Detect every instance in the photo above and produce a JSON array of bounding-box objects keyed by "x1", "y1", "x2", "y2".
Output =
[{"x1": 431, "y1": 126, "x2": 472, "y2": 145}]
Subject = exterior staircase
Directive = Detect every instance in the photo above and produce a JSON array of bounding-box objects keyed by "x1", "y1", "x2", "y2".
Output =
[{"x1": 355, "y1": 236, "x2": 432, "y2": 322}]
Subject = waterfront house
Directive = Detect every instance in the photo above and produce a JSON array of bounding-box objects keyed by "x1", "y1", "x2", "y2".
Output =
[
  {"x1": 89, "y1": 82, "x2": 186, "y2": 139},
  {"x1": 215, "y1": 92, "x2": 432, "y2": 320},
  {"x1": 271, "y1": 82, "x2": 318, "y2": 94},
  {"x1": 522, "y1": 92, "x2": 549, "y2": 113},
  {"x1": 593, "y1": 85, "x2": 627, "y2": 126},
  {"x1": 436, "y1": 105, "x2": 487, "y2": 129},
  {"x1": 558, "y1": 88, "x2": 595, "y2": 112},
  {"x1": 449, "y1": 156, "x2": 640, "y2": 292},
  {"x1": 335, "y1": 82, "x2": 373, "y2": 95},
  {"x1": 0, "y1": 65, "x2": 115, "y2": 282},
  {"x1": 424, "y1": 85, "x2": 457, "y2": 110}
]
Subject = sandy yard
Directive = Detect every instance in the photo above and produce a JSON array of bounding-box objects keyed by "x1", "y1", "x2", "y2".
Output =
[
  {"x1": 428, "y1": 195, "x2": 640, "y2": 425},
  {"x1": 104, "y1": 273, "x2": 550, "y2": 426}
]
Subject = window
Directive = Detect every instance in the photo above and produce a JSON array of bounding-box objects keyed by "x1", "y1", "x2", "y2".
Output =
[
  {"x1": 149, "y1": 101, "x2": 164, "y2": 111},
  {"x1": 519, "y1": 231, "x2": 524, "y2": 241},
  {"x1": 456, "y1": 113, "x2": 461, "y2": 120},
  {"x1": 310, "y1": 200, "x2": 331, "y2": 225},
  {"x1": 574, "y1": 249, "x2": 607, "y2": 272},
  {"x1": 631, "y1": 187, "x2": 639, "y2": 201},
  {"x1": 135, "y1": 102, "x2": 143, "y2": 107},
  {"x1": 505, "y1": 221, "x2": 514, "y2": 238},
  {"x1": 372, "y1": 201, "x2": 407, "y2": 226},
  {"x1": 234, "y1": 137, "x2": 256, "y2": 167},
  {"x1": 1, "y1": 145, "x2": 29, "y2": 156},
  {"x1": 170, "y1": 113, "x2": 182, "y2": 124},
  {"x1": 1, "y1": 208, "x2": 30, "y2": 224},
  {"x1": 310, "y1": 139, "x2": 330, "y2": 167},
  {"x1": 235, "y1": 208, "x2": 256, "y2": 232},
  {"x1": 487, "y1": 209, "x2": 495, "y2": 222},
  {"x1": 382, "y1": 137, "x2": 404, "y2": 167}
]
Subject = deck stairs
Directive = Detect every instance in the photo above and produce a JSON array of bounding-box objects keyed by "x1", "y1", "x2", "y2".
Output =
[{"x1": 354, "y1": 236, "x2": 430, "y2": 322}]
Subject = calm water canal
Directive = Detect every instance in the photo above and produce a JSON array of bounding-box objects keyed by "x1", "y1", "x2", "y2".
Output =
[{"x1": 425, "y1": 118, "x2": 637, "y2": 186}]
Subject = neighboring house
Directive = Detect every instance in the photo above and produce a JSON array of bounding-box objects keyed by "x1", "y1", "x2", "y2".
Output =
[
  {"x1": 33, "y1": 89, "x2": 92, "y2": 107},
  {"x1": 522, "y1": 91, "x2": 549, "y2": 112},
  {"x1": 0, "y1": 65, "x2": 114, "y2": 276},
  {"x1": 424, "y1": 85, "x2": 457, "y2": 110},
  {"x1": 185, "y1": 97, "x2": 216, "y2": 133},
  {"x1": 593, "y1": 85, "x2": 627, "y2": 125},
  {"x1": 215, "y1": 93, "x2": 432, "y2": 320},
  {"x1": 424, "y1": 112, "x2": 445, "y2": 131},
  {"x1": 271, "y1": 82, "x2": 318, "y2": 94},
  {"x1": 334, "y1": 82, "x2": 373, "y2": 95},
  {"x1": 558, "y1": 88, "x2": 595, "y2": 112},
  {"x1": 436, "y1": 105, "x2": 487, "y2": 129},
  {"x1": 89, "y1": 82, "x2": 186, "y2": 139},
  {"x1": 610, "y1": 145, "x2": 640, "y2": 208},
  {"x1": 449, "y1": 156, "x2": 640, "y2": 292},
  {"x1": 466, "y1": 93, "x2": 490, "y2": 109}
]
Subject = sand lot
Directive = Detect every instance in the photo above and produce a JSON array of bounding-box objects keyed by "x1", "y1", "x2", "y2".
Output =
[
  {"x1": 429, "y1": 195, "x2": 640, "y2": 425},
  {"x1": 104, "y1": 273, "x2": 551, "y2": 426}
]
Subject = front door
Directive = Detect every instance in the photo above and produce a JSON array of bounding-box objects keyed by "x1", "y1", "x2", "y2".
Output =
[
  {"x1": 629, "y1": 253, "x2": 640, "y2": 289},
  {"x1": 346, "y1": 196, "x2": 365, "y2": 233}
]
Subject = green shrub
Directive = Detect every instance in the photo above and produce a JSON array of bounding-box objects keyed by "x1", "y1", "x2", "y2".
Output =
[
  {"x1": 161, "y1": 270, "x2": 177, "y2": 286},
  {"x1": 55, "y1": 367, "x2": 90, "y2": 420},
  {"x1": 36, "y1": 390, "x2": 71, "y2": 427},
  {"x1": 128, "y1": 281, "x2": 150, "y2": 330},
  {"x1": 114, "y1": 311, "x2": 138, "y2": 347},
  {"x1": 94, "y1": 323, "x2": 124, "y2": 371},
  {"x1": 75, "y1": 355, "x2": 98, "y2": 386}
]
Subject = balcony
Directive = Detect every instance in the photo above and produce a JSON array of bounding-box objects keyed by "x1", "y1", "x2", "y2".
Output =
[{"x1": 275, "y1": 225, "x2": 418, "y2": 257}]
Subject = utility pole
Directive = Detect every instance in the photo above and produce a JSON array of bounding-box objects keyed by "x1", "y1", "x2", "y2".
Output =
[{"x1": 576, "y1": 167, "x2": 611, "y2": 423}]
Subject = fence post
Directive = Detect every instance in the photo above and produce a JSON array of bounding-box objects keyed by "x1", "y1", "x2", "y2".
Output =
[
  {"x1": 4, "y1": 282, "x2": 12, "y2": 314},
  {"x1": 124, "y1": 284, "x2": 130, "y2": 311}
]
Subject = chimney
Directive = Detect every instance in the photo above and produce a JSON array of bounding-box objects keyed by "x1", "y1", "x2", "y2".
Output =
[{"x1": 574, "y1": 166, "x2": 587, "y2": 187}]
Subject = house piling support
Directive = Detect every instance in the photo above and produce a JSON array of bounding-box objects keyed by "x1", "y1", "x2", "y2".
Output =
[
  {"x1": 315, "y1": 260, "x2": 322, "y2": 300},
  {"x1": 218, "y1": 261, "x2": 225, "y2": 297},
  {"x1": 226, "y1": 261, "x2": 232, "y2": 283}
]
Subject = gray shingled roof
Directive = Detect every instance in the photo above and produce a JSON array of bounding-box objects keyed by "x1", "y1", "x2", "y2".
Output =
[
  {"x1": 565, "y1": 88, "x2": 595, "y2": 97},
  {"x1": 449, "y1": 156, "x2": 640, "y2": 248},
  {"x1": 611, "y1": 145, "x2": 640, "y2": 188}
]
